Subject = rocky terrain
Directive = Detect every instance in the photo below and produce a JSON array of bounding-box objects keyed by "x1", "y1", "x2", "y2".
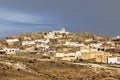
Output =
[{"x1": 0, "y1": 55, "x2": 120, "y2": 80}]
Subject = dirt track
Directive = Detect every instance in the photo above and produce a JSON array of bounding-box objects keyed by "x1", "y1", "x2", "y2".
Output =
[{"x1": 0, "y1": 55, "x2": 120, "y2": 80}]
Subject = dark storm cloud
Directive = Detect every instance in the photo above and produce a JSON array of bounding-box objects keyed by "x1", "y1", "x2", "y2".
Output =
[{"x1": 0, "y1": 0, "x2": 120, "y2": 37}]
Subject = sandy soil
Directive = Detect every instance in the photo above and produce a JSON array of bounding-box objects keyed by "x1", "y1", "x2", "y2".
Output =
[{"x1": 0, "y1": 55, "x2": 120, "y2": 80}]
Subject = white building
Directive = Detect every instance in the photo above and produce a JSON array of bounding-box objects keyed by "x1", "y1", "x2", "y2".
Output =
[
  {"x1": 3, "y1": 48, "x2": 19, "y2": 52},
  {"x1": 108, "y1": 57, "x2": 120, "y2": 64},
  {"x1": 80, "y1": 50, "x2": 89, "y2": 53},
  {"x1": 64, "y1": 42, "x2": 81, "y2": 47},
  {"x1": 52, "y1": 27, "x2": 69, "y2": 34},
  {"x1": 22, "y1": 41, "x2": 35, "y2": 46},
  {"x1": 36, "y1": 44, "x2": 49, "y2": 50},
  {"x1": 108, "y1": 57, "x2": 117, "y2": 64},
  {"x1": 35, "y1": 39, "x2": 49, "y2": 43},
  {"x1": 75, "y1": 51, "x2": 82, "y2": 59},
  {"x1": 54, "y1": 53, "x2": 65, "y2": 58},
  {"x1": 6, "y1": 39, "x2": 19, "y2": 43},
  {"x1": 90, "y1": 43, "x2": 102, "y2": 48},
  {"x1": 24, "y1": 37, "x2": 31, "y2": 40}
]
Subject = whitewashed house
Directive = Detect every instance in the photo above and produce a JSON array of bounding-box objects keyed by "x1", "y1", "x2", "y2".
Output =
[
  {"x1": 75, "y1": 51, "x2": 82, "y2": 59},
  {"x1": 90, "y1": 43, "x2": 102, "y2": 48},
  {"x1": 22, "y1": 41, "x2": 35, "y2": 46},
  {"x1": 54, "y1": 53, "x2": 76, "y2": 61},
  {"x1": 52, "y1": 27, "x2": 69, "y2": 34},
  {"x1": 35, "y1": 39, "x2": 49, "y2": 43},
  {"x1": 64, "y1": 42, "x2": 80, "y2": 47},
  {"x1": 108, "y1": 57, "x2": 120, "y2": 64},
  {"x1": 48, "y1": 32, "x2": 55, "y2": 35},
  {"x1": 24, "y1": 37, "x2": 31, "y2": 40},
  {"x1": 80, "y1": 50, "x2": 89, "y2": 53},
  {"x1": 54, "y1": 53, "x2": 65, "y2": 58},
  {"x1": 3, "y1": 48, "x2": 19, "y2": 52},
  {"x1": 3, "y1": 48, "x2": 19, "y2": 54},
  {"x1": 90, "y1": 48, "x2": 98, "y2": 51},
  {"x1": 106, "y1": 42, "x2": 112, "y2": 44},
  {"x1": 85, "y1": 39, "x2": 93, "y2": 42},
  {"x1": 6, "y1": 39, "x2": 19, "y2": 43},
  {"x1": 113, "y1": 35, "x2": 120, "y2": 39},
  {"x1": 108, "y1": 57, "x2": 117, "y2": 64},
  {"x1": 36, "y1": 44, "x2": 49, "y2": 50}
]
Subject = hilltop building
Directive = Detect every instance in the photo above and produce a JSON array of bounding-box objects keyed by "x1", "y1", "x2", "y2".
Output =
[
  {"x1": 6, "y1": 39, "x2": 19, "y2": 43},
  {"x1": 51, "y1": 27, "x2": 69, "y2": 34}
]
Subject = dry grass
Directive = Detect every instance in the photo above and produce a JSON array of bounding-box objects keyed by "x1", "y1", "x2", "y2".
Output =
[{"x1": 0, "y1": 55, "x2": 120, "y2": 80}]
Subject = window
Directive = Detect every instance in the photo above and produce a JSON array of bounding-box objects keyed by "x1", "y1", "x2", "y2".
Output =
[
  {"x1": 9, "y1": 50, "x2": 11, "y2": 52},
  {"x1": 12, "y1": 50, "x2": 14, "y2": 52}
]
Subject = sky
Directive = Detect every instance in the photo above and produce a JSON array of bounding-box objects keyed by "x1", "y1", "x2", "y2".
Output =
[{"x1": 0, "y1": 0, "x2": 120, "y2": 37}]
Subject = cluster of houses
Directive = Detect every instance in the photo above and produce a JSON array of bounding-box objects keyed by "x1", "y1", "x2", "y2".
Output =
[{"x1": 0, "y1": 28, "x2": 120, "y2": 64}]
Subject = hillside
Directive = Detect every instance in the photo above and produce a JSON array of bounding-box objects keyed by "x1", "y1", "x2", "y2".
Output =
[
  {"x1": 0, "y1": 31, "x2": 119, "y2": 80},
  {"x1": 5, "y1": 32, "x2": 111, "y2": 41},
  {"x1": 0, "y1": 55, "x2": 120, "y2": 80},
  {"x1": 0, "y1": 32, "x2": 111, "y2": 48}
]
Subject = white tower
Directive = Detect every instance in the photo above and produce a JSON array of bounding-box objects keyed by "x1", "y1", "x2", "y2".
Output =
[{"x1": 61, "y1": 27, "x2": 65, "y2": 32}]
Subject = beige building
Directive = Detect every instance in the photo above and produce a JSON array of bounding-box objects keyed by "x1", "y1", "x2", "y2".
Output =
[
  {"x1": 79, "y1": 51, "x2": 114, "y2": 63},
  {"x1": 6, "y1": 39, "x2": 19, "y2": 45},
  {"x1": 95, "y1": 52, "x2": 113, "y2": 63},
  {"x1": 44, "y1": 34, "x2": 54, "y2": 39}
]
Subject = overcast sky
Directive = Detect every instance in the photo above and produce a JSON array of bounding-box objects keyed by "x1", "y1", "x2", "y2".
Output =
[{"x1": 0, "y1": 0, "x2": 120, "y2": 37}]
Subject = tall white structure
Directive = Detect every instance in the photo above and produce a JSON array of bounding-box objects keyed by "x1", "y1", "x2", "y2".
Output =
[
  {"x1": 61, "y1": 27, "x2": 65, "y2": 33},
  {"x1": 51, "y1": 27, "x2": 69, "y2": 34}
]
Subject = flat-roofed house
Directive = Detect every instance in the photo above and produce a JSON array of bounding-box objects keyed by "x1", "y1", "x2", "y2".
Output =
[
  {"x1": 6, "y1": 39, "x2": 19, "y2": 43},
  {"x1": 52, "y1": 27, "x2": 69, "y2": 34},
  {"x1": 35, "y1": 39, "x2": 49, "y2": 43},
  {"x1": 3, "y1": 48, "x2": 19, "y2": 55},
  {"x1": 79, "y1": 51, "x2": 113, "y2": 63},
  {"x1": 22, "y1": 41, "x2": 35, "y2": 46},
  {"x1": 107, "y1": 57, "x2": 120, "y2": 64},
  {"x1": 6, "y1": 39, "x2": 19, "y2": 45}
]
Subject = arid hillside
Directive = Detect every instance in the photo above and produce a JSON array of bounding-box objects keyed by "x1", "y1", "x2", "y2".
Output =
[{"x1": 0, "y1": 55, "x2": 120, "y2": 80}]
